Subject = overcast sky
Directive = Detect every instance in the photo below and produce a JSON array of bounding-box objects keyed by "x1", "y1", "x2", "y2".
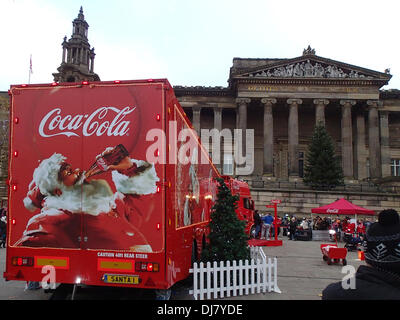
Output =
[{"x1": 1, "y1": 0, "x2": 400, "y2": 91}]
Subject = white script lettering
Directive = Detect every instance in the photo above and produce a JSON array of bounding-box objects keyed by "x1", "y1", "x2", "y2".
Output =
[{"x1": 38, "y1": 106, "x2": 136, "y2": 138}]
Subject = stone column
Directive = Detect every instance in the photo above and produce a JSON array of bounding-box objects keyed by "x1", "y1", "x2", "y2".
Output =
[
  {"x1": 213, "y1": 107, "x2": 222, "y2": 171},
  {"x1": 192, "y1": 106, "x2": 202, "y2": 135},
  {"x1": 62, "y1": 47, "x2": 67, "y2": 64},
  {"x1": 90, "y1": 49, "x2": 95, "y2": 73},
  {"x1": 213, "y1": 107, "x2": 222, "y2": 131},
  {"x1": 90, "y1": 57, "x2": 94, "y2": 72},
  {"x1": 261, "y1": 98, "x2": 277, "y2": 176},
  {"x1": 287, "y1": 99, "x2": 302, "y2": 177},
  {"x1": 62, "y1": 37, "x2": 67, "y2": 63},
  {"x1": 367, "y1": 100, "x2": 382, "y2": 179},
  {"x1": 380, "y1": 110, "x2": 391, "y2": 177},
  {"x1": 340, "y1": 100, "x2": 356, "y2": 180},
  {"x1": 236, "y1": 98, "x2": 251, "y2": 171},
  {"x1": 313, "y1": 99, "x2": 329, "y2": 126},
  {"x1": 354, "y1": 113, "x2": 367, "y2": 180},
  {"x1": 236, "y1": 98, "x2": 250, "y2": 131},
  {"x1": 67, "y1": 48, "x2": 72, "y2": 63}
]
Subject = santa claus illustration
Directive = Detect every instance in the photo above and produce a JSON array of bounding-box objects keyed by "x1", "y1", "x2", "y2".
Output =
[{"x1": 15, "y1": 146, "x2": 159, "y2": 252}]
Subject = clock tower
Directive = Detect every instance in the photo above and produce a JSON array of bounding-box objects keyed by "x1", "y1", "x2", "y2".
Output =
[{"x1": 53, "y1": 7, "x2": 100, "y2": 83}]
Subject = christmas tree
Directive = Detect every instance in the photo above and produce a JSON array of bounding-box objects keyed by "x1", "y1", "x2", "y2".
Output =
[
  {"x1": 201, "y1": 177, "x2": 250, "y2": 262},
  {"x1": 303, "y1": 124, "x2": 344, "y2": 190}
]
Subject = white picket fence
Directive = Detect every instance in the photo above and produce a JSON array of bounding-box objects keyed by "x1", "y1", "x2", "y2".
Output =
[{"x1": 189, "y1": 246, "x2": 281, "y2": 300}]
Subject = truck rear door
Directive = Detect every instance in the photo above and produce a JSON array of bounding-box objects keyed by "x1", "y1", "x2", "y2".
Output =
[
  {"x1": 8, "y1": 81, "x2": 165, "y2": 254},
  {"x1": 80, "y1": 82, "x2": 165, "y2": 254},
  {"x1": 9, "y1": 84, "x2": 84, "y2": 250}
]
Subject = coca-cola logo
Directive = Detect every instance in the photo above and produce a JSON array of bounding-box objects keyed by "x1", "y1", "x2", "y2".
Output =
[
  {"x1": 326, "y1": 208, "x2": 339, "y2": 213},
  {"x1": 38, "y1": 106, "x2": 136, "y2": 138}
]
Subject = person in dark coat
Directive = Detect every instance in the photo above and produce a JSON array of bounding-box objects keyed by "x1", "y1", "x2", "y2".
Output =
[
  {"x1": 0, "y1": 215, "x2": 6, "y2": 248},
  {"x1": 253, "y1": 210, "x2": 262, "y2": 239},
  {"x1": 288, "y1": 217, "x2": 297, "y2": 240},
  {"x1": 322, "y1": 209, "x2": 400, "y2": 300}
]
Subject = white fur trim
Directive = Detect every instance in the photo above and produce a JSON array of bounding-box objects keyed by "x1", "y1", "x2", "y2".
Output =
[
  {"x1": 33, "y1": 153, "x2": 65, "y2": 196},
  {"x1": 112, "y1": 160, "x2": 159, "y2": 195},
  {"x1": 43, "y1": 180, "x2": 115, "y2": 216},
  {"x1": 23, "y1": 197, "x2": 37, "y2": 212}
]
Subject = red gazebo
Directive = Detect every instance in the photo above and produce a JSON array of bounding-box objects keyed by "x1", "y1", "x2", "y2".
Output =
[{"x1": 311, "y1": 198, "x2": 375, "y2": 217}]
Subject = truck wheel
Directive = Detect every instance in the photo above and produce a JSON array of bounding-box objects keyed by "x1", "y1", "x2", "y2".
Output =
[
  {"x1": 191, "y1": 241, "x2": 198, "y2": 266},
  {"x1": 202, "y1": 236, "x2": 206, "y2": 259},
  {"x1": 155, "y1": 289, "x2": 171, "y2": 300},
  {"x1": 342, "y1": 259, "x2": 347, "y2": 266}
]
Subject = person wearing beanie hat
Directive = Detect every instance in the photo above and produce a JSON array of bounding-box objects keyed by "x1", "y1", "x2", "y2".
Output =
[{"x1": 322, "y1": 209, "x2": 400, "y2": 300}]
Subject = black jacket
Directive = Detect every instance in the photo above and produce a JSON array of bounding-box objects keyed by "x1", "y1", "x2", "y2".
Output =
[
  {"x1": 253, "y1": 212, "x2": 262, "y2": 226},
  {"x1": 322, "y1": 265, "x2": 400, "y2": 300},
  {"x1": 289, "y1": 221, "x2": 297, "y2": 232},
  {"x1": 0, "y1": 220, "x2": 5, "y2": 234}
]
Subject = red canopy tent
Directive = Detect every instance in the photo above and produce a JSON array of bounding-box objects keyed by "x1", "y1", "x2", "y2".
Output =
[{"x1": 311, "y1": 198, "x2": 375, "y2": 216}]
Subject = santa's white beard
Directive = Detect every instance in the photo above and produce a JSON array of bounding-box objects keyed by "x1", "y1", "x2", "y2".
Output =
[{"x1": 43, "y1": 179, "x2": 117, "y2": 216}]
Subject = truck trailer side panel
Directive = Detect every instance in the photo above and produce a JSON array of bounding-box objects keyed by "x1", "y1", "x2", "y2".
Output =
[{"x1": 164, "y1": 97, "x2": 220, "y2": 287}]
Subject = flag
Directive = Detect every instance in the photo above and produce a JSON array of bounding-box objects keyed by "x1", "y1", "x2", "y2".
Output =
[
  {"x1": 28, "y1": 54, "x2": 33, "y2": 84},
  {"x1": 29, "y1": 55, "x2": 33, "y2": 75}
]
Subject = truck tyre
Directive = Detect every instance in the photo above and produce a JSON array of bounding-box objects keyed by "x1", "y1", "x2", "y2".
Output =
[
  {"x1": 201, "y1": 236, "x2": 206, "y2": 260},
  {"x1": 155, "y1": 289, "x2": 171, "y2": 300},
  {"x1": 191, "y1": 241, "x2": 198, "y2": 266}
]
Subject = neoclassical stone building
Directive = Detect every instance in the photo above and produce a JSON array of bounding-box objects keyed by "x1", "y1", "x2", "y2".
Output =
[{"x1": 174, "y1": 46, "x2": 400, "y2": 187}]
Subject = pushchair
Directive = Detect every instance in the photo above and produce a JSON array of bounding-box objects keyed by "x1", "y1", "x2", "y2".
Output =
[
  {"x1": 343, "y1": 232, "x2": 363, "y2": 251},
  {"x1": 294, "y1": 226, "x2": 312, "y2": 241}
]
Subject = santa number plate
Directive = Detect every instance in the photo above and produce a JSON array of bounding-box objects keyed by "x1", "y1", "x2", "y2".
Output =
[{"x1": 103, "y1": 274, "x2": 140, "y2": 285}]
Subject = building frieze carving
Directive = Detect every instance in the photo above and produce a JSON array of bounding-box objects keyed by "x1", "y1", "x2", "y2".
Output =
[{"x1": 248, "y1": 60, "x2": 369, "y2": 79}]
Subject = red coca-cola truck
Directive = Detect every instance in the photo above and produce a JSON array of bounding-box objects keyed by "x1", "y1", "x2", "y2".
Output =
[{"x1": 4, "y1": 79, "x2": 254, "y2": 294}]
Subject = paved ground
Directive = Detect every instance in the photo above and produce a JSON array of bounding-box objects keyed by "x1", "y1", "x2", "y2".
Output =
[
  {"x1": 0, "y1": 237, "x2": 364, "y2": 300},
  {"x1": 248, "y1": 238, "x2": 363, "y2": 300}
]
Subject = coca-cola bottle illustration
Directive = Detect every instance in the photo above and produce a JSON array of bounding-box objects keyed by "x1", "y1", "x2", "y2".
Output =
[{"x1": 86, "y1": 144, "x2": 129, "y2": 178}]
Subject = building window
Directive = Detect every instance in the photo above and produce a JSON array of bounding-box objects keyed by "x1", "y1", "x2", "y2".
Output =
[
  {"x1": 223, "y1": 154, "x2": 234, "y2": 175},
  {"x1": 391, "y1": 159, "x2": 400, "y2": 177}
]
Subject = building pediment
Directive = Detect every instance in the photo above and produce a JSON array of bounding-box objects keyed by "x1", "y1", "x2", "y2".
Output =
[{"x1": 231, "y1": 49, "x2": 391, "y2": 86}]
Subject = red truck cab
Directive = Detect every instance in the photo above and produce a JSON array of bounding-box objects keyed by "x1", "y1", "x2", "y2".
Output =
[{"x1": 221, "y1": 175, "x2": 255, "y2": 237}]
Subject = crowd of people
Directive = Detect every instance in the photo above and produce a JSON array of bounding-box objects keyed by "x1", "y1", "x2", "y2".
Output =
[
  {"x1": 254, "y1": 208, "x2": 400, "y2": 299},
  {"x1": 253, "y1": 210, "x2": 374, "y2": 241},
  {"x1": 322, "y1": 209, "x2": 400, "y2": 300}
]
